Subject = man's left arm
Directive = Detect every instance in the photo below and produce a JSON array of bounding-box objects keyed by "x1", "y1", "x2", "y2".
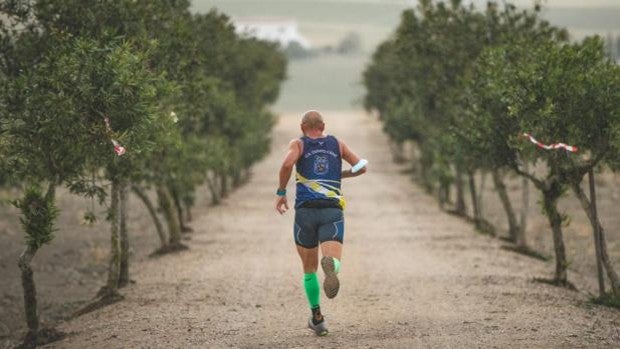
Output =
[{"x1": 340, "y1": 140, "x2": 367, "y2": 179}]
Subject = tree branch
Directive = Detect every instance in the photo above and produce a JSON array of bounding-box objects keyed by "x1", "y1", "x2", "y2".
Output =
[{"x1": 512, "y1": 163, "x2": 544, "y2": 189}]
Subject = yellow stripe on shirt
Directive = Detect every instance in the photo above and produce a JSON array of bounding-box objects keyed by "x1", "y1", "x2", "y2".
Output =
[{"x1": 296, "y1": 172, "x2": 346, "y2": 209}]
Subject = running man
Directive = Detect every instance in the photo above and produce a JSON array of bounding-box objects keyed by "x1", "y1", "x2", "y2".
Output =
[{"x1": 275, "y1": 110, "x2": 367, "y2": 336}]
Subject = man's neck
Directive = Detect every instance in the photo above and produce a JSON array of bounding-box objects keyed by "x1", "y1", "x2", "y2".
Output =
[{"x1": 304, "y1": 130, "x2": 325, "y2": 139}]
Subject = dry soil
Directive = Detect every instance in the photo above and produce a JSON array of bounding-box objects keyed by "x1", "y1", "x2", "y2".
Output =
[{"x1": 6, "y1": 111, "x2": 620, "y2": 348}]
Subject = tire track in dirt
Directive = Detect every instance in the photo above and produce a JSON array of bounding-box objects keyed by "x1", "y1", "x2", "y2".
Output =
[{"x1": 47, "y1": 111, "x2": 620, "y2": 348}]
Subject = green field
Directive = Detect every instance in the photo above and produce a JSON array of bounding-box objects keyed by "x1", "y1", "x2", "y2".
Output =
[{"x1": 275, "y1": 54, "x2": 368, "y2": 112}]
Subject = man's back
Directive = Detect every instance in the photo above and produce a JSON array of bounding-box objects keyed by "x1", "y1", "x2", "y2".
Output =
[{"x1": 295, "y1": 135, "x2": 343, "y2": 209}]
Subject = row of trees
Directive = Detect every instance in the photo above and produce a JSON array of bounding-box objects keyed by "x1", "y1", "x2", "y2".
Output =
[
  {"x1": 0, "y1": 1, "x2": 286, "y2": 347},
  {"x1": 364, "y1": 0, "x2": 620, "y2": 299}
]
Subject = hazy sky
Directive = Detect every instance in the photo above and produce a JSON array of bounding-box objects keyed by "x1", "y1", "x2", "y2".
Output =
[
  {"x1": 362, "y1": 0, "x2": 620, "y2": 8},
  {"x1": 201, "y1": 0, "x2": 620, "y2": 8},
  {"x1": 467, "y1": 0, "x2": 620, "y2": 8}
]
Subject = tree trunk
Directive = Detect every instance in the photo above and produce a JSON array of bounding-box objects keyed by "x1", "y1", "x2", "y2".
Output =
[
  {"x1": 118, "y1": 182, "x2": 130, "y2": 288},
  {"x1": 232, "y1": 168, "x2": 242, "y2": 188},
  {"x1": 82, "y1": 180, "x2": 124, "y2": 310},
  {"x1": 587, "y1": 170, "x2": 606, "y2": 297},
  {"x1": 18, "y1": 244, "x2": 39, "y2": 348},
  {"x1": 518, "y1": 170, "x2": 529, "y2": 247},
  {"x1": 493, "y1": 169, "x2": 520, "y2": 244},
  {"x1": 16, "y1": 184, "x2": 56, "y2": 348},
  {"x1": 468, "y1": 172, "x2": 481, "y2": 227},
  {"x1": 106, "y1": 180, "x2": 121, "y2": 291},
  {"x1": 438, "y1": 181, "x2": 449, "y2": 209},
  {"x1": 131, "y1": 185, "x2": 167, "y2": 248},
  {"x1": 206, "y1": 171, "x2": 221, "y2": 205},
  {"x1": 220, "y1": 173, "x2": 229, "y2": 198},
  {"x1": 419, "y1": 152, "x2": 433, "y2": 193},
  {"x1": 454, "y1": 167, "x2": 466, "y2": 216},
  {"x1": 389, "y1": 140, "x2": 405, "y2": 164},
  {"x1": 599, "y1": 226, "x2": 620, "y2": 296},
  {"x1": 184, "y1": 202, "x2": 193, "y2": 223},
  {"x1": 157, "y1": 185, "x2": 182, "y2": 246},
  {"x1": 181, "y1": 193, "x2": 194, "y2": 223},
  {"x1": 571, "y1": 181, "x2": 620, "y2": 296},
  {"x1": 469, "y1": 172, "x2": 495, "y2": 235},
  {"x1": 171, "y1": 186, "x2": 192, "y2": 233},
  {"x1": 542, "y1": 186, "x2": 568, "y2": 285},
  {"x1": 477, "y1": 172, "x2": 487, "y2": 218}
]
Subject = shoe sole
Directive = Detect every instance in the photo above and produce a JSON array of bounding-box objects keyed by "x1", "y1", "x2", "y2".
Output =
[
  {"x1": 321, "y1": 256, "x2": 340, "y2": 299},
  {"x1": 308, "y1": 319, "x2": 329, "y2": 336}
]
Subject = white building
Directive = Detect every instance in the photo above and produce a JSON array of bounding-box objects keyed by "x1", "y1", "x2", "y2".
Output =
[{"x1": 233, "y1": 17, "x2": 311, "y2": 49}]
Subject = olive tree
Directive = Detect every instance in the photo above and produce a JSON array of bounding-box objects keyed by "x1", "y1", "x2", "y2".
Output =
[
  {"x1": 0, "y1": 29, "x2": 167, "y2": 344},
  {"x1": 365, "y1": 0, "x2": 488, "y2": 214},
  {"x1": 453, "y1": 2, "x2": 567, "y2": 246},
  {"x1": 462, "y1": 37, "x2": 620, "y2": 287}
]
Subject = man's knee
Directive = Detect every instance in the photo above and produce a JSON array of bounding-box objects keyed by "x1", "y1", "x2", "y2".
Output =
[{"x1": 320, "y1": 240, "x2": 343, "y2": 260}]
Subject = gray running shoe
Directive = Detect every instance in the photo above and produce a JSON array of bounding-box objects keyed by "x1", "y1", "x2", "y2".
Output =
[
  {"x1": 321, "y1": 256, "x2": 340, "y2": 299},
  {"x1": 308, "y1": 317, "x2": 329, "y2": 336}
]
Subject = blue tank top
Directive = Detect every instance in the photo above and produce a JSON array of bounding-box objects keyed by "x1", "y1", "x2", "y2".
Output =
[{"x1": 295, "y1": 135, "x2": 344, "y2": 209}]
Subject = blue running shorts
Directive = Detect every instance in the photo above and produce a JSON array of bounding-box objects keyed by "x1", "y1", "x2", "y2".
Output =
[{"x1": 294, "y1": 207, "x2": 344, "y2": 248}]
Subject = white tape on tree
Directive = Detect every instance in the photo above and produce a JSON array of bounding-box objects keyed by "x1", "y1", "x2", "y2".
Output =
[
  {"x1": 104, "y1": 116, "x2": 126, "y2": 156},
  {"x1": 522, "y1": 133, "x2": 578, "y2": 153}
]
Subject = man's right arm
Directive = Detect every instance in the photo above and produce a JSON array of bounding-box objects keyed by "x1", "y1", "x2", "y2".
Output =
[
  {"x1": 278, "y1": 139, "x2": 302, "y2": 190},
  {"x1": 276, "y1": 139, "x2": 302, "y2": 214}
]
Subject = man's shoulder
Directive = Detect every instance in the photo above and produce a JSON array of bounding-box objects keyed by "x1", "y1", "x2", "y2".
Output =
[
  {"x1": 289, "y1": 138, "x2": 303, "y2": 153},
  {"x1": 329, "y1": 135, "x2": 344, "y2": 146},
  {"x1": 325, "y1": 134, "x2": 341, "y2": 144},
  {"x1": 331, "y1": 135, "x2": 346, "y2": 156}
]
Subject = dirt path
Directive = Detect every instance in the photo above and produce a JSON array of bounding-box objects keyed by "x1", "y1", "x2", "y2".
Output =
[{"x1": 47, "y1": 111, "x2": 620, "y2": 348}]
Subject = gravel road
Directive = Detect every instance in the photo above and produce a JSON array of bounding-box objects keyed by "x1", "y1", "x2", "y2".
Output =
[{"x1": 46, "y1": 111, "x2": 620, "y2": 348}]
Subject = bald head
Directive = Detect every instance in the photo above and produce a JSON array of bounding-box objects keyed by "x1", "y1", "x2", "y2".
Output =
[{"x1": 301, "y1": 110, "x2": 325, "y2": 134}]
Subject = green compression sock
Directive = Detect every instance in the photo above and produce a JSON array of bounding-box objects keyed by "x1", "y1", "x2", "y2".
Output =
[
  {"x1": 333, "y1": 258, "x2": 341, "y2": 274},
  {"x1": 303, "y1": 273, "x2": 320, "y2": 309}
]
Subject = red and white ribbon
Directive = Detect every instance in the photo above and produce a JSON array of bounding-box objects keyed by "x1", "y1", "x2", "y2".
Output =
[
  {"x1": 111, "y1": 139, "x2": 126, "y2": 156},
  {"x1": 104, "y1": 116, "x2": 126, "y2": 156},
  {"x1": 522, "y1": 133, "x2": 578, "y2": 153}
]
